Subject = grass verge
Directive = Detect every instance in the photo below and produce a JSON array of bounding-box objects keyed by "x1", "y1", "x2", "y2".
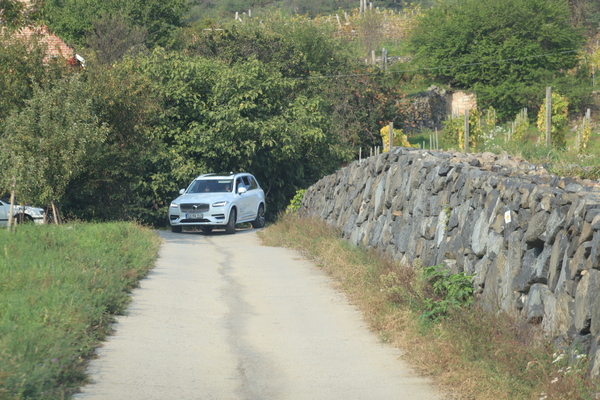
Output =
[
  {"x1": 0, "y1": 222, "x2": 161, "y2": 400},
  {"x1": 260, "y1": 213, "x2": 598, "y2": 400}
]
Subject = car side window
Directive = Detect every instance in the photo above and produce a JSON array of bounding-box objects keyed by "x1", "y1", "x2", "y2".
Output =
[
  {"x1": 248, "y1": 176, "x2": 258, "y2": 190},
  {"x1": 242, "y1": 176, "x2": 251, "y2": 189},
  {"x1": 236, "y1": 178, "x2": 244, "y2": 192}
]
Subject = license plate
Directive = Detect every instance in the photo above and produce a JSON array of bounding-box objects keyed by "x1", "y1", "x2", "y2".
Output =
[{"x1": 186, "y1": 213, "x2": 203, "y2": 219}]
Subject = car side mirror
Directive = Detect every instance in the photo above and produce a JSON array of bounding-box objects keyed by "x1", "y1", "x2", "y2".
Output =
[
  {"x1": 238, "y1": 187, "x2": 247, "y2": 195},
  {"x1": 179, "y1": 189, "x2": 185, "y2": 195}
]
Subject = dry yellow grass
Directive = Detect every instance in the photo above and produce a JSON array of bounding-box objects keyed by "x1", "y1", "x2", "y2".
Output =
[{"x1": 260, "y1": 213, "x2": 598, "y2": 400}]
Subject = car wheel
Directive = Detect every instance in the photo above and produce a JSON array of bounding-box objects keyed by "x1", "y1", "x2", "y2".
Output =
[
  {"x1": 251, "y1": 204, "x2": 265, "y2": 229},
  {"x1": 226, "y1": 208, "x2": 236, "y2": 234},
  {"x1": 171, "y1": 225, "x2": 182, "y2": 233},
  {"x1": 201, "y1": 226, "x2": 213, "y2": 233}
]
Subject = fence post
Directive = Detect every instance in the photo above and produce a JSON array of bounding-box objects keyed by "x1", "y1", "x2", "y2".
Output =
[
  {"x1": 546, "y1": 86, "x2": 552, "y2": 147},
  {"x1": 464, "y1": 109, "x2": 469, "y2": 152}
]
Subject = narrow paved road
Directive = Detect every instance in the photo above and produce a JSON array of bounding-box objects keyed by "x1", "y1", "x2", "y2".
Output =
[{"x1": 74, "y1": 229, "x2": 441, "y2": 400}]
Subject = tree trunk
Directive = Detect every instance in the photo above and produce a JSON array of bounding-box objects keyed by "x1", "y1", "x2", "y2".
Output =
[
  {"x1": 7, "y1": 177, "x2": 16, "y2": 232},
  {"x1": 51, "y1": 202, "x2": 61, "y2": 225}
]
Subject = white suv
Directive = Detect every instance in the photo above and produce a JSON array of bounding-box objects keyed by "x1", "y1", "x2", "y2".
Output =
[{"x1": 168, "y1": 172, "x2": 266, "y2": 234}]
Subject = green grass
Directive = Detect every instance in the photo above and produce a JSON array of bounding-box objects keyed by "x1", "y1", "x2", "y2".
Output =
[
  {"x1": 0, "y1": 222, "x2": 161, "y2": 400},
  {"x1": 261, "y1": 213, "x2": 599, "y2": 399}
]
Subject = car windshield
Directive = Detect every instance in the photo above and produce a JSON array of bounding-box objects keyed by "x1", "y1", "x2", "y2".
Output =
[{"x1": 188, "y1": 179, "x2": 233, "y2": 193}]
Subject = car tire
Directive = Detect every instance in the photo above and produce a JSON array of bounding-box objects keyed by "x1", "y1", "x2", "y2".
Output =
[
  {"x1": 171, "y1": 225, "x2": 182, "y2": 233},
  {"x1": 251, "y1": 204, "x2": 265, "y2": 229},
  {"x1": 226, "y1": 208, "x2": 236, "y2": 234},
  {"x1": 201, "y1": 226, "x2": 213, "y2": 233}
]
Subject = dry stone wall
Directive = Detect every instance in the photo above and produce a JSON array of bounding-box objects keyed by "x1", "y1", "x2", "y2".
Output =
[{"x1": 301, "y1": 147, "x2": 600, "y2": 373}]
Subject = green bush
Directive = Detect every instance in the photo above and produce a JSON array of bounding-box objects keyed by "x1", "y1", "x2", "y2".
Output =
[{"x1": 419, "y1": 264, "x2": 475, "y2": 322}]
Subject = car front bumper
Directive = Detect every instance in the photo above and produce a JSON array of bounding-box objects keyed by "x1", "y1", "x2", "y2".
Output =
[{"x1": 169, "y1": 210, "x2": 227, "y2": 227}]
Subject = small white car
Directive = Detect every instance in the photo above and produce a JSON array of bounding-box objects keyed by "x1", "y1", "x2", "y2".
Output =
[
  {"x1": 0, "y1": 199, "x2": 45, "y2": 226},
  {"x1": 168, "y1": 172, "x2": 266, "y2": 234}
]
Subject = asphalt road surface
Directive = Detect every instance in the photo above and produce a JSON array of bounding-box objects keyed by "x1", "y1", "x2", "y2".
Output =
[{"x1": 74, "y1": 229, "x2": 442, "y2": 400}]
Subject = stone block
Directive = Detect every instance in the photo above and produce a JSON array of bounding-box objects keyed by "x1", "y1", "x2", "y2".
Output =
[
  {"x1": 523, "y1": 211, "x2": 550, "y2": 249},
  {"x1": 574, "y1": 270, "x2": 600, "y2": 334},
  {"x1": 474, "y1": 256, "x2": 492, "y2": 288},
  {"x1": 471, "y1": 210, "x2": 490, "y2": 257},
  {"x1": 569, "y1": 242, "x2": 593, "y2": 278},
  {"x1": 548, "y1": 231, "x2": 569, "y2": 292},
  {"x1": 522, "y1": 283, "x2": 552, "y2": 323},
  {"x1": 542, "y1": 290, "x2": 572, "y2": 339}
]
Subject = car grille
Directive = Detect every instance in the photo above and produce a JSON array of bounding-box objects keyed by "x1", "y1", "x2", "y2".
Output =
[
  {"x1": 180, "y1": 203, "x2": 209, "y2": 212},
  {"x1": 181, "y1": 218, "x2": 210, "y2": 223}
]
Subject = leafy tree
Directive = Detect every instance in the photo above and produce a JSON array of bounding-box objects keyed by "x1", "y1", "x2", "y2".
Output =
[
  {"x1": 183, "y1": 16, "x2": 405, "y2": 154},
  {"x1": 86, "y1": 13, "x2": 148, "y2": 66},
  {"x1": 181, "y1": 16, "x2": 355, "y2": 78},
  {"x1": 1, "y1": 76, "x2": 109, "y2": 218},
  {"x1": 0, "y1": 32, "x2": 67, "y2": 126},
  {"x1": 408, "y1": 0, "x2": 585, "y2": 120},
  {"x1": 315, "y1": 71, "x2": 408, "y2": 152},
  {"x1": 61, "y1": 65, "x2": 161, "y2": 221},
  {"x1": 0, "y1": 0, "x2": 25, "y2": 28},
  {"x1": 39, "y1": 0, "x2": 189, "y2": 48}
]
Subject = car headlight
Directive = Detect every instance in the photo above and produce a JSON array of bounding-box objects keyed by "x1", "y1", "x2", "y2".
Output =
[
  {"x1": 212, "y1": 201, "x2": 228, "y2": 207},
  {"x1": 170, "y1": 203, "x2": 179, "y2": 208}
]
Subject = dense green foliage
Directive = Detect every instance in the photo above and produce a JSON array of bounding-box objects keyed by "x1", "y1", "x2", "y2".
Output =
[
  {"x1": 0, "y1": 222, "x2": 161, "y2": 399},
  {"x1": 0, "y1": 37, "x2": 66, "y2": 127},
  {"x1": 0, "y1": 0, "x2": 26, "y2": 29},
  {"x1": 38, "y1": 0, "x2": 189, "y2": 48},
  {"x1": 420, "y1": 264, "x2": 475, "y2": 322},
  {"x1": 408, "y1": 0, "x2": 586, "y2": 120},
  {"x1": 3, "y1": 76, "x2": 109, "y2": 212}
]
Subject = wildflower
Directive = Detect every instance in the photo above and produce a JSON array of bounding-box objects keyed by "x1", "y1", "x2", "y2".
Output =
[
  {"x1": 552, "y1": 353, "x2": 565, "y2": 363},
  {"x1": 550, "y1": 377, "x2": 559, "y2": 384}
]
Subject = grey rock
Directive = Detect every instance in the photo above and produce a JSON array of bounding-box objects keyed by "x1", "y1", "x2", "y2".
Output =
[
  {"x1": 522, "y1": 283, "x2": 552, "y2": 323},
  {"x1": 548, "y1": 231, "x2": 569, "y2": 292},
  {"x1": 471, "y1": 210, "x2": 490, "y2": 256},
  {"x1": 544, "y1": 206, "x2": 568, "y2": 244},
  {"x1": 574, "y1": 270, "x2": 600, "y2": 334},
  {"x1": 523, "y1": 211, "x2": 550, "y2": 249}
]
